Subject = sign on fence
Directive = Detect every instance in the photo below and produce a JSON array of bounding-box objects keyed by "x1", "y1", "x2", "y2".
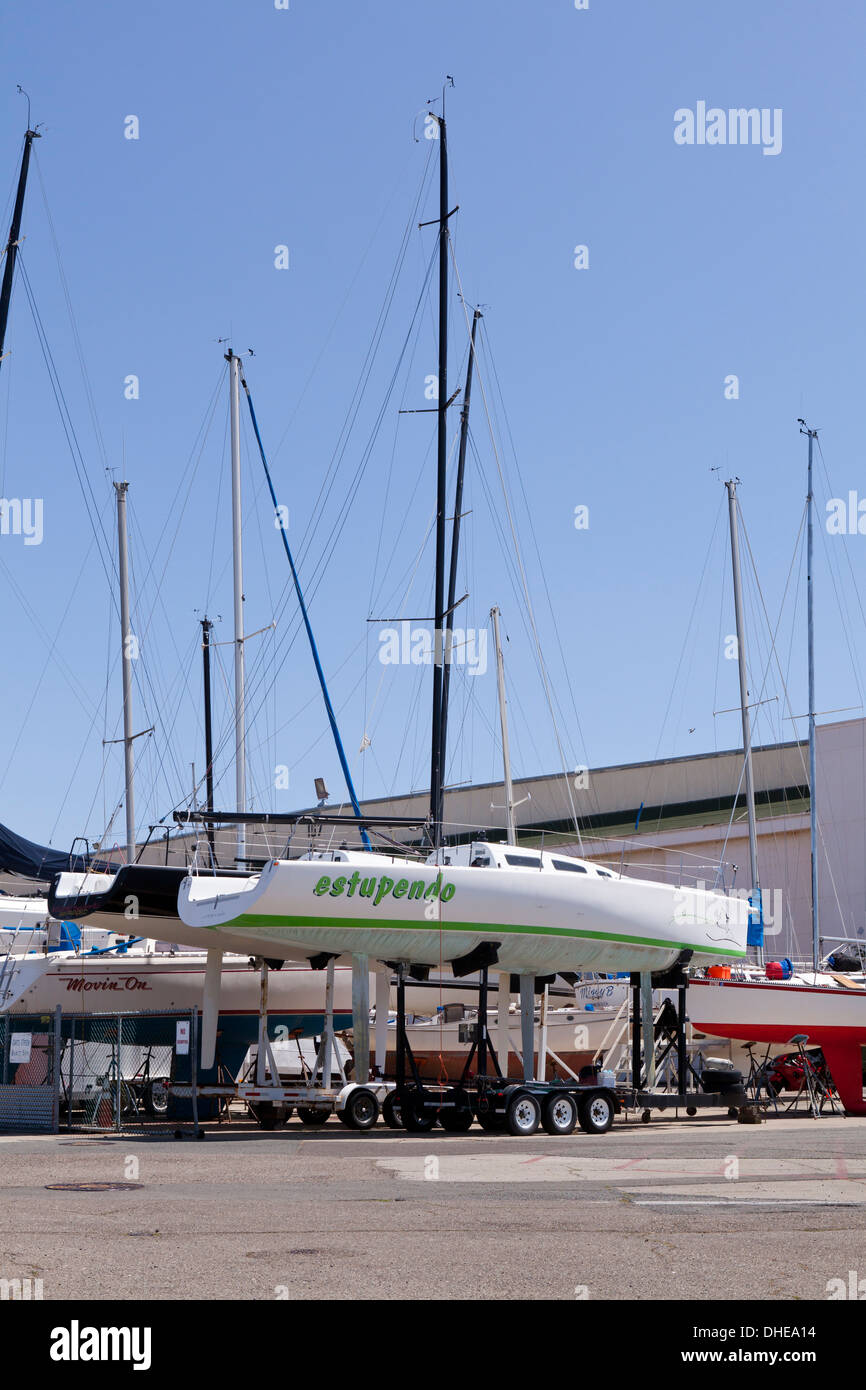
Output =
[{"x1": 9, "y1": 1033, "x2": 31, "y2": 1064}]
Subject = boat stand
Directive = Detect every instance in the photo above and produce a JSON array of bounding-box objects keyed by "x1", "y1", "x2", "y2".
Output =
[
  {"x1": 626, "y1": 962, "x2": 750, "y2": 1122},
  {"x1": 387, "y1": 962, "x2": 502, "y2": 1132},
  {"x1": 253, "y1": 960, "x2": 281, "y2": 1087},
  {"x1": 169, "y1": 955, "x2": 394, "y2": 1131},
  {"x1": 455, "y1": 965, "x2": 503, "y2": 1085}
]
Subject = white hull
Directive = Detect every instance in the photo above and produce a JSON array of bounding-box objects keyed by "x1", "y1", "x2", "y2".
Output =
[
  {"x1": 177, "y1": 851, "x2": 748, "y2": 975},
  {"x1": 0, "y1": 948, "x2": 486, "y2": 1018},
  {"x1": 1, "y1": 951, "x2": 357, "y2": 1017},
  {"x1": 0, "y1": 896, "x2": 54, "y2": 952}
]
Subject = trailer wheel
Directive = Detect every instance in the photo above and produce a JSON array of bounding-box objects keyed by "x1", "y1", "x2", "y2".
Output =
[
  {"x1": 252, "y1": 1102, "x2": 289, "y2": 1130},
  {"x1": 297, "y1": 1107, "x2": 329, "y2": 1126},
  {"x1": 439, "y1": 1090, "x2": 474, "y2": 1132},
  {"x1": 343, "y1": 1088, "x2": 379, "y2": 1130},
  {"x1": 641, "y1": 1109, "x2": 651, "y2": 1125},
  {"x1": 686, "y1": 1106, "x2": 697, "y2": 1117},
  {"x1": 506, "y1": 1092, "x2": 541, "y2": 1136},
  {"x1": 542, "y1": 1092, "x2": 577, "y2": 1136},
  {"x1": 382, "y1": 1093, "x2": 403, "y2": 1129},
  {"x1": 577, "y1": 1092, "x2": 614, "y2": 1135},
  {"x1": 402, "y1": 1098, "x2": 437, "y2": 1132},
  {"x1": 476, "y1": 1109, "x2": 505, "y2": 1133},
  {"x1": 145, "y1": 1079, "x2": 169, "y2": 1117}
]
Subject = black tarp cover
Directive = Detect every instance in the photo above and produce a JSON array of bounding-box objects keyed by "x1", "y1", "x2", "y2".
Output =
[{"x1": 0, "y1": 821, "x2": 116, "y2": 881}]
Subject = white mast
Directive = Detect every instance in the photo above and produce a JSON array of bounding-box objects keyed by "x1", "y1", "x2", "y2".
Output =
[
  {"x1": 227, "y1": 350, "x2": 247, "y2": 863},
  {"x1": 725, "y1": 480, "x2": 761, "y2": 949},
  {"x1": 114, "y1": 480, "x2": 136, "y2": 861},
  {"x1": 491, "y1": 605, "x2": 516, "y2": 845}
]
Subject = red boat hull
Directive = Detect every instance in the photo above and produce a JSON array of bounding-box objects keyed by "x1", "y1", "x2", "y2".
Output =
[{"x1": 689, "y1": 978, "x2": 866, "y2": 1114}]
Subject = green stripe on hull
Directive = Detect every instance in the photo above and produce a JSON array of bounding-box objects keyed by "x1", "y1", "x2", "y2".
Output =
[{"x1": 216, "y1": 912, "x2": 746, "y2": 958}]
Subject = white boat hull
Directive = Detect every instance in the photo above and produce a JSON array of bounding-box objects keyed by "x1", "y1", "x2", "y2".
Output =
[
  {"x1": 177, "y1": 855, "x2": 748, "y2": 975},
  {"x1": 1, "y1": 951, "x2": 357, "y2": 1017},
  {"x1": 0, "y1": 949, "x2": 482, "y2": 1019}
]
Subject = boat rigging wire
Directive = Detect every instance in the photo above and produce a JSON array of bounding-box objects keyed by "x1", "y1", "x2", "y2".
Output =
[
  {"x1": 448, "y1": 253, "x2": 584, "y2": 847},
  {"x1": 737, "y1": 501, "x2": 850, "y2": 938},
  {"x1": 191, "y1": 248, "x2": 443, "y2": 820},
  {"x1": 16, "y1": 254, "x2": 116, "y2": 596},
  {"x1": 33, "y1": 152, "x2": 110, "y2": 476}
]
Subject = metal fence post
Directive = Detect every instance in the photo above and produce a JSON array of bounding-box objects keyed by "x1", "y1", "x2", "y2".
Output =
[
  {"x1": 67, "y1": 1019, "x2": 74, "y2": 1131},
  {"x1": 52, "y1": 1005, "x2": 61, "y2": 1134},
  {"x1": 115, "y1": 1014, "x2": 122, "y2": 1133},
  {"x1": 190, "y1": 1008, "x2": 199, "y2": 1137}
]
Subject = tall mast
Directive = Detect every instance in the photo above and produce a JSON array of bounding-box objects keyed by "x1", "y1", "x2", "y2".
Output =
[
  {"x1": 725, "y1": 480, "x2": 761, "y2": 947},
  {"x1": 227, "y1": 350, "x2": 247, "y2": 863},
  {"x1": 437, "y1": 306, "x2": 481, "y2": 830},
  {"x1": 201, "y1": 616, "x2": 215, "y2": 862},
  {"x1": 429, "y1": 109, "x2": 449, "y2": 848},
  {"x1": 801, "y1": 422, "x2": 820, "y2": 969},
  {"x1": 0, "y1": 124, "x2": 40, "y2": 373},
  {"x1": 491, "y1": 605, "x2": 517, "y2": 845},
  {"x1": 114, "y1": 481, "x2": 136, "y2": 861}
]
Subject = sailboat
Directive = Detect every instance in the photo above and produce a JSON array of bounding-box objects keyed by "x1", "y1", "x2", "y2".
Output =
[
  {"x1": 163, "y1": 107, "x2": 748, "y2": 1009},
  {"x1": 688, "y1": 430, "x2": 866, "y2": 1114}
]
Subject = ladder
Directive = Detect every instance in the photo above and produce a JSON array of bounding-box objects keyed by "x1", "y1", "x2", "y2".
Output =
[{"x1": 593, "y1": 994, "x2": 684, "y2": 1087}]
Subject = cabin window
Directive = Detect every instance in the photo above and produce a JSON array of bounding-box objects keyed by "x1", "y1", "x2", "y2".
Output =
[
  {"x1": 552, "y1": 858, "x2": 588, "y2": 873},
  {"x1": 597, "y1": 870, "x2": 613, "y2": 879},
  {"x1": 504, "y1": 853, "x2": 541, "y2": 868}
]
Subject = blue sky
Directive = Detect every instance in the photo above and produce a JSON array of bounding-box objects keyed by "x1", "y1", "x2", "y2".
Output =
[{"x1": 0, "y1": 1, "x2": 864, "y2": 850}]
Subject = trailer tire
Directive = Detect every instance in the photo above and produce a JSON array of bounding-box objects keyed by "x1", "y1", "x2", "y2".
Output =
[
  {"x1": 542, "y1": 1092, "x2": 578, "y2": 1136},
  {"x1": 400, "y1": 1091, "x2": 437, "y2": 1132},
  {"x1": 144, "y1": 1080, "x2": 169, "y2": 1117},
  {"x1": 297, "y1": 1107, "x2": 329, "y2": 1126},
  {"x1": 253, "y1": 1102, "x2": 289, "y2": 1130},
  {"x1": 439, "y1": 1090, "x2": 474, "y2": 1132},
  {"x1": 403, "y1": 1107, "x2": 437, "y2": 1133},
  {"x1": 382, "y1": 1093, "x2": 403, "y2": 1129},
  {"x1": 577, "y1": 1091, "x2": 614, "y2": 1135},
  {"x1": 343, "y1": 1088, "x2": 379, "y2": 1130},
  {"x1": 506, "y1": 1091, "x2": 541, "y2": 1136},
  {"x1": 476, "y1": 1109, "x2": 505, "y2": 1133}
]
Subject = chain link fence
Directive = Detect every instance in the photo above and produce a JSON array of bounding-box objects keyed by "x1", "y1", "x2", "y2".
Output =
[
  {"x1": 0, "y1": 1009, "x2": 199, "y2": 1135},
  {"x1": 0, "y1": 1009, "x2": 61, "y2": 1131}
]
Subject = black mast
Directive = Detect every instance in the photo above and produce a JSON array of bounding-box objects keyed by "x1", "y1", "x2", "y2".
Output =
[
  {"x1": 201, "y1": 617, "x2": 216, "y2": 861},
  {"x1": 429, "y1": 109, "x2": 449, "y2": 848},
  {"x1": 0, "y1": 124, "x2": 40, "y2": 373},
  {"x1": 436, "y1": 306, "x2": 481, "y2": 834}
]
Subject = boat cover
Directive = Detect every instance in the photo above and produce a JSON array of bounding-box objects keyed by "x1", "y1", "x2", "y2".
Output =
[{"x1": 0, "y1": 821, "x2": 115, "y2": 881}]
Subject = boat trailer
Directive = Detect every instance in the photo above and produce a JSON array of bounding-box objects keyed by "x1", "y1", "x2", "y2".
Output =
[{"x1": 170, "y1": 953, "x2": 752, "y2": 1134}]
